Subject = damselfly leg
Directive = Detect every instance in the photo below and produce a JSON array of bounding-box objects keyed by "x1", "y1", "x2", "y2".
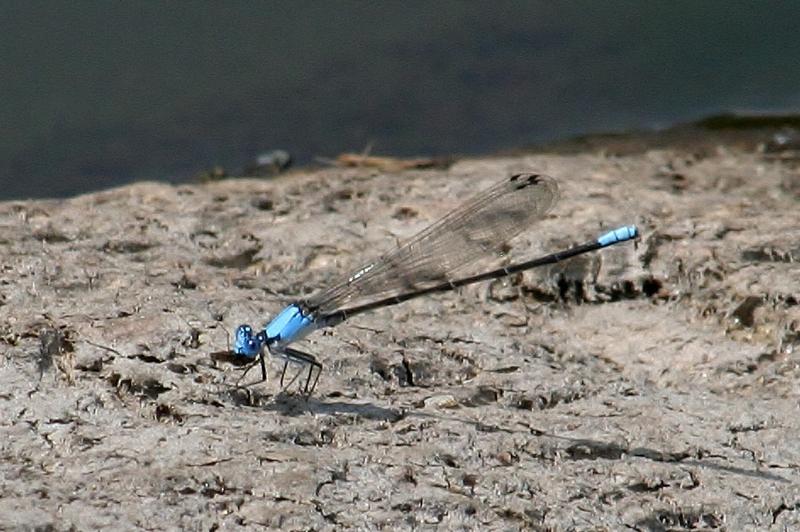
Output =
[{"x1": 276, "y1": 347, "x2": 323, "y2": 396}]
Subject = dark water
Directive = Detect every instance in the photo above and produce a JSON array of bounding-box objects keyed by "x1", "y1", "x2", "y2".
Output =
[{"x1": 2, "y1": 2, "x2": 799, "y2": 200}]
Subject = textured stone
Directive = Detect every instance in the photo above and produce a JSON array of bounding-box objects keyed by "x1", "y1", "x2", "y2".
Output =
[{"x1": 1, "y1": 149, "x2": 798, "y2": 529}]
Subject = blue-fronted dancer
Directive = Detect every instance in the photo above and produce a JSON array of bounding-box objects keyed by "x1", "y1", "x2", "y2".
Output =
[{"x1": 234, "y1": 173, "x2": 637, "y2": 393}]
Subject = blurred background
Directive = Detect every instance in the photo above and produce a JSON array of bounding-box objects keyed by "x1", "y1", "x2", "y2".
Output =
[{"x1": 2, "y1": 1, "x2": 799, "y2": 200}]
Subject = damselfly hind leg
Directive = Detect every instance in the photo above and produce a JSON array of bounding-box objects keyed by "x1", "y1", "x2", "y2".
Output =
[{"x1": 276, "y1": 347, "x2": 323, "y2": 396}]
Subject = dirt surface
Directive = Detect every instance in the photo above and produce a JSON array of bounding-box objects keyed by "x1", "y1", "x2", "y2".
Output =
[{"x1": 1, "y1": 147, "x2": 799, "y2": 530}]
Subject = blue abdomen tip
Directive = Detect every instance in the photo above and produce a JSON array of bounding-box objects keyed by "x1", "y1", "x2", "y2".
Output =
[{"x1": 597, "y1": 225, "x2": 638, "y2": 247}]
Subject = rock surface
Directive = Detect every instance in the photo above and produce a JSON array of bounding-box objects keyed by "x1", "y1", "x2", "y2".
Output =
[{"x1": 1, "y1": 147, "x2": 799, "y2": 530}]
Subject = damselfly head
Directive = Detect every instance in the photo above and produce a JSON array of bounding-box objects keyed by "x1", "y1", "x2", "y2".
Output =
[{"x1": 233, "y1": 324, "x2": 263, "y2": 357}]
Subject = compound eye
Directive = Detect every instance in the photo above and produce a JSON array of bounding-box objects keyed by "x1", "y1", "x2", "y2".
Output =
[{"x1": 234, "y1": 324, "x2": 262, "y2": 357}]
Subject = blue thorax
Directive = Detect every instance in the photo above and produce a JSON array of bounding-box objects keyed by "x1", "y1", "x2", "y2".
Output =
[{"x1": 234, "y1": 304, "x2": 316, "y2": 358}]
